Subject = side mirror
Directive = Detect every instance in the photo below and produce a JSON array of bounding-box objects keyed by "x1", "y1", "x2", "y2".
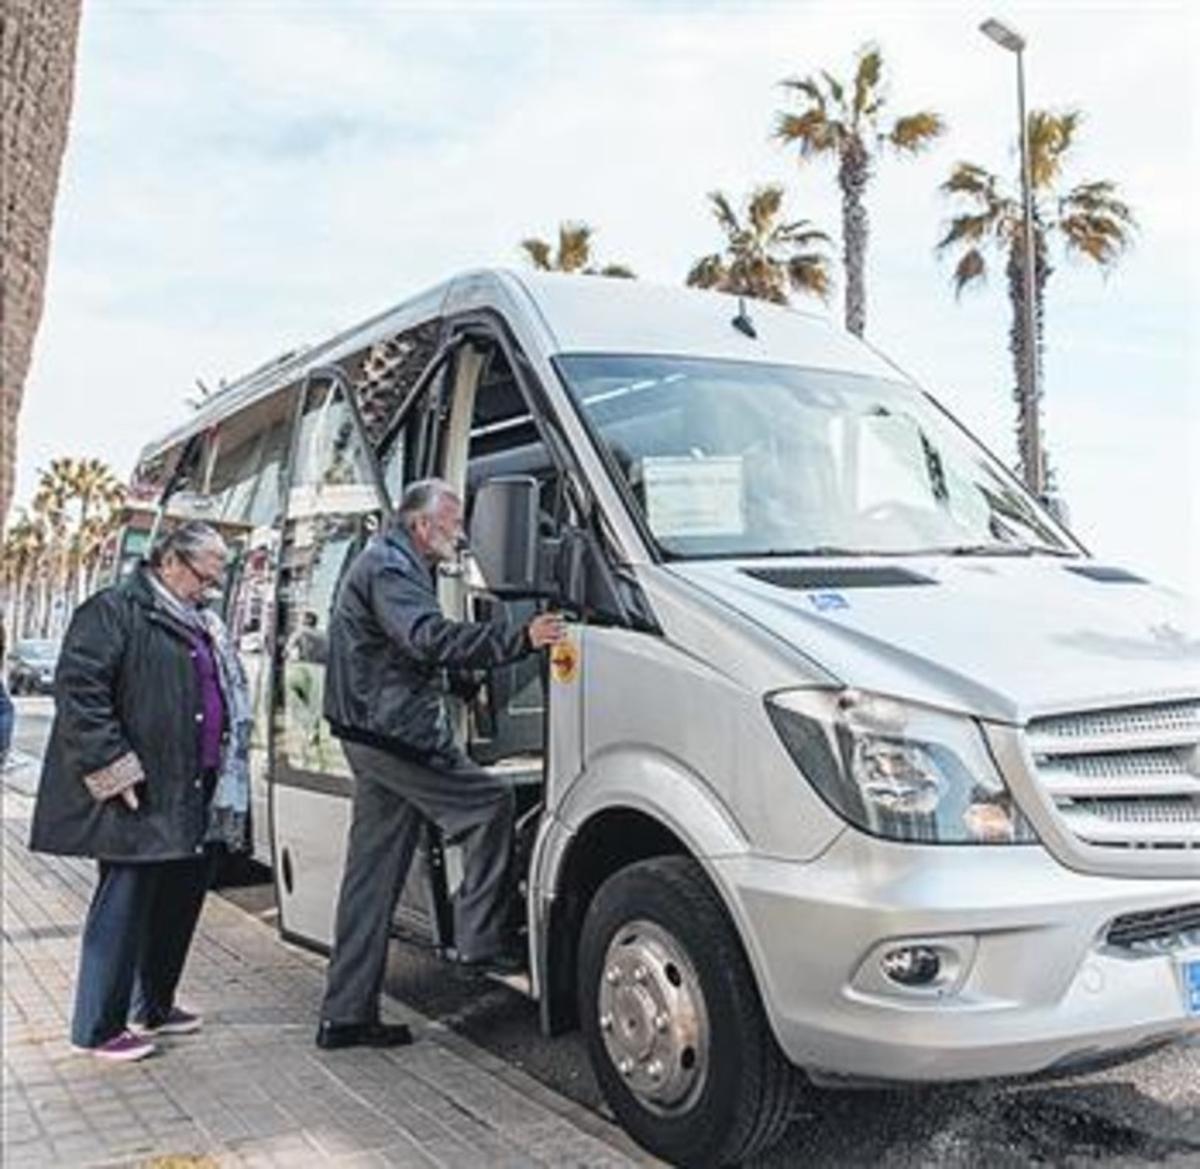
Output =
[
  {"x1": 469, "y1": 476, "x2": 545, "y2": 597},
  {"x1": 469, "y1": 475, "x2": 633, "y2": 622}
]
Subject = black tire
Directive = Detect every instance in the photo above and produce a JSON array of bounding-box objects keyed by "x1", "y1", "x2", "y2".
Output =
[{"x1": 578, "y1": 856, "x2": 796, "y2": 1167}]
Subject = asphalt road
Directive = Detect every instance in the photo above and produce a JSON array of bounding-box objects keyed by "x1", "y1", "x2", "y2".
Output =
[{"x1": 6, "y1": 696, "x2": 1199, "y2": 1167}]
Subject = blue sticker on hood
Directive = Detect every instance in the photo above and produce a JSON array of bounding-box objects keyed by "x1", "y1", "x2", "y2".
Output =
[{"x1": 808, "y1": 591, "x2": 849, "y2": 612}]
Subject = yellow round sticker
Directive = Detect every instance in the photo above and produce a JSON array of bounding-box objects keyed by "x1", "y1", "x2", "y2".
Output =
[{"x1": 550, "y1": 638, "x2": 580, "y2": 684}]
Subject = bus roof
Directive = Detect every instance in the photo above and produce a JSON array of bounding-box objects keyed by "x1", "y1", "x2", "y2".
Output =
[{"x1": 136, "y1": 269, "x2": 901, "y2": 465}]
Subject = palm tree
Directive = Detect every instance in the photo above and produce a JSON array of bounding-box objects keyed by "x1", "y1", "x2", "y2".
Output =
[
  {"x1": 519, "y1": 222, "x2": 635, "y2": 278},
  {"x1": 64, "y1": 457, "x2": 125, "y2": 603},
  {"x1": 775, "y1": 44, "x2": 944, "y2": 337},
  {"x1": 937, "y1": 109, "x2": 1135, "y2": 485},
  {"x1": 0, "y1": 511, "x2": 47, "y2": 640},
  {"x1": 687, "y1": 186, "x2": 831, "y2": 305},
  {"x1": 31, "y1": 465, "x2": 71, "y2": 636},
  {"x1": 27, "y1": 456, "x2": 126, "y2": 631},
  {"x1": 78, "y1": 507, "x2": 124, "y2": 596}
]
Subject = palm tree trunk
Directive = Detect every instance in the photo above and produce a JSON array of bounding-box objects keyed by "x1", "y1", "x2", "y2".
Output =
[
  {"x1": 12, "y1": 570, "x2": 26, "y2": 640},
  {"x1": 1005, "y1": 243, "x2": 1033, "y2": 481},
  {"x1": 75, "y1": 494, "x2": 90, "y2": 606},
  {"x1": 35, "y1": 572, "x2": 49, "y2": 637},
  {"x1": 1032, "y1": 217, "x2": 1053, "y2": 489},
  {"x1": 838, "y1": 141, "x2": 870, "y2": 337}
]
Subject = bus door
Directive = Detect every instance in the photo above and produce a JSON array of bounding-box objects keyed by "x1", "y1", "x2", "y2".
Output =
[{"x1": 424, "y1": 330, "x2": 584, "y2": 965}]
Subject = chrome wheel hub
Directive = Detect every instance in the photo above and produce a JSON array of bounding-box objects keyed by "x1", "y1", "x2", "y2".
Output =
[{"x1": 597, "y1": 919, "x2": 709, "y2": 1114}]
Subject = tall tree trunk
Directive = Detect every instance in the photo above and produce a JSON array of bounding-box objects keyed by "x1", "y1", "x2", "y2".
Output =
[
  {"x1": 11, "y1": 569, "x2": 25, "y2": 640},
  {"x1": 0, "y1": 0, "x2": 83, "y2": 525},
  {"x1": 75, "y1": 495, "x2": 89, "y2": 605},
  {"x1": 838, "y1": 140, "x2": 870, "y2": 337},
  {"x1": 35, "y1": 571, "x2": 48, "y2": 636},
  {"x1": 1032, "y1": 217, "x2": 1053, "y2": 490},
  {"x1": 1005, "y1": 243, "x2": 1034, "y2": 482}
]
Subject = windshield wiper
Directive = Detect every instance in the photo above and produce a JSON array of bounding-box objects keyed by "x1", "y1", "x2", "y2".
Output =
[
  {"x1": 943, "y1": 543, "x2": 1035, "y2": 556},
  {"x1": 947, "y1": 542, "x2": 1081, "y2": 558},
  {"x1": 753, "y1": 546, "x2": 877, "y2": 558},
  {"x1": 1024, "y1": 545, "x2": 1080, "y2": 558}
]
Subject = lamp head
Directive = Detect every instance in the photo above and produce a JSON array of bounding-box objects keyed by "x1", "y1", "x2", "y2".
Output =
[{"x1": 980, "y1": 18, "x2": 1026, "y2": 52}]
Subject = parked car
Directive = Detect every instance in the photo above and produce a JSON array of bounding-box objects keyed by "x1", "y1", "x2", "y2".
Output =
[{"x1": 7, "y1": 639, "x2": 60, "y2": 695}]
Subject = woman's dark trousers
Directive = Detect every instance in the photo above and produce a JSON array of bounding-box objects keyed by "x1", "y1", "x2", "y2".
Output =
[{"x1": 71, "y1": 854, "x2": 214, "y2": 1047}]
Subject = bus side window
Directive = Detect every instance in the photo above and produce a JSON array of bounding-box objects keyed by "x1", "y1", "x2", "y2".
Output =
[{"x1": 274, "y1": 381, "x2": 381, "y2": 781}]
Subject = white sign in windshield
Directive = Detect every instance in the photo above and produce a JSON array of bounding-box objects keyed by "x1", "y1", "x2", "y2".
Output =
[{"x1": 643, "y1": 455, "x2": 745, "y2": 538}]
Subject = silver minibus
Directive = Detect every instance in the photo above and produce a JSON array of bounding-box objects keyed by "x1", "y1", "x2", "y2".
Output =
[{"x1": 127, "y1": 270, "x2": 1200, "y2": 1166}]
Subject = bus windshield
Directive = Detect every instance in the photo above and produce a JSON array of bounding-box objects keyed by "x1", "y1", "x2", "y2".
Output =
[{"x1": 556, "y1": 355, "x2": 1076, "y2": 560}]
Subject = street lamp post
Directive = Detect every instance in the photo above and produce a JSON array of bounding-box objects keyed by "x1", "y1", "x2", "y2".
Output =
[{"x1": 980, "y1": 17, "x2": 1042, "y2": 496}]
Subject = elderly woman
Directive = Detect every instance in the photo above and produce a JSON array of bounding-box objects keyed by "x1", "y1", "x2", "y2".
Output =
[{"x1": 29, "y1": 521, "x2": 251, "y2": 1062}]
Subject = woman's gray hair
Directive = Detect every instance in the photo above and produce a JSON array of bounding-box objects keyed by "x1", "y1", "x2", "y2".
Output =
[
  {"x1": 147, "y1": 520, "x2": 228, "y2": 568},
  {"x1": 396, "y1": 478, "x2": 458, "y2": 531}
]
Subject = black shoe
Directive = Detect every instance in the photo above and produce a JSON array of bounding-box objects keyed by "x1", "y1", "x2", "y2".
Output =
[{"x1": 315, "y1": 1020, "x2": 414, "y2": 1050}]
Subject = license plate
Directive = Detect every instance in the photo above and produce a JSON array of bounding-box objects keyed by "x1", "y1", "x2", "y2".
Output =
[{"x1": 1182, "y1": 958, "x2": 1200, "y2": 1016}]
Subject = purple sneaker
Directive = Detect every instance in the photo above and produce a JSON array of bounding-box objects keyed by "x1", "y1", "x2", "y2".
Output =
[
  {"x1": 132, "y1": 1005, "x2": 202, "y2": 1036},
  {"x1": 73, "y1": 1029, "x2": 156, "y2": 1063}
]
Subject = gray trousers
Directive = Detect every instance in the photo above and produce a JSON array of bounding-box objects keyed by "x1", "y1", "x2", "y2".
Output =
[{"x1": 320, "y1": 740, "x2": 515, "y2": 1024}]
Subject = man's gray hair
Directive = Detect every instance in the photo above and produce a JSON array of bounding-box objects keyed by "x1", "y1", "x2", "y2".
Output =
[
  {"x1": 397, "y1": 478, "x2": 459, "y2": 531},
  {"x1": 148, "y1": 520, "x2": 228, "y2": 568}
]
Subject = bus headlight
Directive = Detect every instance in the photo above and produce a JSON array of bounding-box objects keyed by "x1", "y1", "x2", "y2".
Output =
[{"x1": 765, "y1": 688, "x2": 1038, "y2": 845}]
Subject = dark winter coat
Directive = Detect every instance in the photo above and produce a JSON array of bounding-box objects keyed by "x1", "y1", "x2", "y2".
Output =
[
  {"x1": 324, "y1": 526, "x2": 530, "y2": 759},
  {"x1": 29, "y1": 568, "x2": 224, "y2": 862}
]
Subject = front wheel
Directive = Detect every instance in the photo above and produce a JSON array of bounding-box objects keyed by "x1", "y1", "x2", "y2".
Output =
[{"x1": 578, "y1": 856, "x2": 796, "y2": 1167}]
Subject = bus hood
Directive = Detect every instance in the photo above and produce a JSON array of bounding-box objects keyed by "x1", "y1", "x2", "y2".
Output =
[{"x1": 667, "y1": 557, "x2": 1200, "y2": 724}]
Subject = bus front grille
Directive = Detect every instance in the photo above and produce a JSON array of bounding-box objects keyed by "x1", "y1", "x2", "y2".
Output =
[{"x1": 1026, "y1": 699, "x2": 1200, "y2": 852}]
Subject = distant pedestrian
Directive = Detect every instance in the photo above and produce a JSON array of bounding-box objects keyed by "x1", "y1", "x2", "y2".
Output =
[{"x1": 29, "y1": 522, "x2": 252, "y2": 1062}]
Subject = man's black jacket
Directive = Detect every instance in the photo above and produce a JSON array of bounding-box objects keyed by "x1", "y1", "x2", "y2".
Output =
[
  {"x1": 324, "y1": 526, "x2": 530, "y2": 759},
  {"x1": 29, "y1": 568, "x2": 217, "y2": 862}
]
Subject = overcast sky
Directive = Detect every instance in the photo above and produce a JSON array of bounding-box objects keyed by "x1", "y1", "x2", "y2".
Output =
[{"x1": 15, "y1": 0, "x2": 1199, "y2": 593}]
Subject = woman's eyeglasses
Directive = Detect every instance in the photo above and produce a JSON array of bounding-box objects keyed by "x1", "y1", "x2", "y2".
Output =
[{"x1": 179, "y1": 553, "x2": 226, "y2": 591}]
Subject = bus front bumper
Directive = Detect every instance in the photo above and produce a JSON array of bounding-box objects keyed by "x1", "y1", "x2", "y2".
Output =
[{"x1": 713, "y1": 833, "x2": 1200, "y2": 1083}]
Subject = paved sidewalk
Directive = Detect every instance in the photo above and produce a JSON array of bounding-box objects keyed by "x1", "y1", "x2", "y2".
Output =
[{"x1": 1, "y1": 774, "x2": 652, "y2": 1168}]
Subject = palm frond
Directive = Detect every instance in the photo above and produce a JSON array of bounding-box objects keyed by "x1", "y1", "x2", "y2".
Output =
[
  {"x1": 777, "y1": 220, "x2": 832, "y2": 248},
  {"x1": 779, "y1": 75, "x2": 826, "y2": 114},
  {"x1": 786, "y1": 254, "x2": 831, "y2": 300},
  {"x1": 951, "y1": 248, "x2": 987, "y2": 297},
  {"x1": 1058, "y1": 213, "x2": 1133, "y2": 266},
  {"x1": 708, "y1": 191, "x2": 741, "y2": 240},
  {"x1": 1028, "y1": 108, "x2": 1081, "y2": 189},
  {"x1": 889, "y1": 110, "x2": 945, "y2": 153},
  {"x1": 936, "y1": 213, "x2": 995, "y2": 251},
  {"x1": 773, "y1": 109, "x2": 840, "y2": 156},
  {"x1": 557, "y1": 222, "x2": 593, "y2": 272},
  {"x1": 852, "y1": 45, "x2": 882, "y2": 119},
  {"x1": 686, "y1": 254, "x2": 727, "y2": 289},
  {"x1": 519, "y1": 238, "x2": 553, "y2": 270},
  {"x1": 747, "y1": 185, "x2": 784, "y2": 236},
  {"x1": 1059, "y1": 180, "x2": 1134, "y2": 225},
  {"x1": 939, "y1": 161, "x2": 996, "y2": 199},
  {"x1": 820, "y1": 70, "x2": 845, "y2": 110}
]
